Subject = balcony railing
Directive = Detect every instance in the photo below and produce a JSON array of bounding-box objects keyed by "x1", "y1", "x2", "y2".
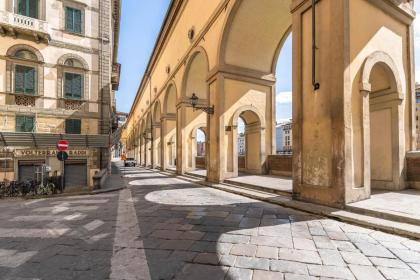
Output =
[{"x1": 0, "y1": 11, "x2": 50, "y2": 42}]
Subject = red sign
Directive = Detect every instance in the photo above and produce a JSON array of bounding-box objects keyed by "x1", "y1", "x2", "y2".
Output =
[{"x1": 57, "y1": 140, "x2": 69, "y2": 151}]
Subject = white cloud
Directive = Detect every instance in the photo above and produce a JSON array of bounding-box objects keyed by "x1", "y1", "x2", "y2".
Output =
[{"x1": 276, "y1": 91, "x2": 292, "y2": 104}]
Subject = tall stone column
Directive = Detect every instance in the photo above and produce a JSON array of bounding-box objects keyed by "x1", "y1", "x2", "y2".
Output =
[
  {"x1": 160, "y1": 115, "x2": 176, "y2": 171},
  {"x1": 176, "y1": 106, "x2": 187, "y2": 174},
  {"x1": 291, "y1": 0, "x2": 415, "y2": 207},
  {"x1": 207, "y1": 74, "x2": 225, "y2": 183},
  {"x1": 291, "y1": 0, "x2": 347, "y2": 207}
]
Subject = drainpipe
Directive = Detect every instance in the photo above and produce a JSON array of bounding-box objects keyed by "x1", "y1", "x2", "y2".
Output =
[{"x1": 312, "y1": 0, "x2": 320, "y2": 91}]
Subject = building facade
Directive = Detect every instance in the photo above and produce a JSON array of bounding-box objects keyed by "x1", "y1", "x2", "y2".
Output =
[
  {"x1": 0, "y1": 0, "x2": 121, "y2": 189},
  {"x1": 237, "y1": 133, "x2": 245, "y2": 156},
  {"x1": 276, "y1": 121, "x2": 292, "y2": 155}
]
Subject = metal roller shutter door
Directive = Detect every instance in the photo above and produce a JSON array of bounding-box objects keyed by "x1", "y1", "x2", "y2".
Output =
[
  {"x1": 64, "y1": 160, "x2": 87, "y2": 189},
  {"x1": 18, "y1": 161, "x2": 44, "y2": 182}
]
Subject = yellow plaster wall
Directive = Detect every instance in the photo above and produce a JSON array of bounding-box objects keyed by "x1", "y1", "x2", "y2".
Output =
[{"x1": 349, "y1": 0, "x2": 410, "y2": 189}]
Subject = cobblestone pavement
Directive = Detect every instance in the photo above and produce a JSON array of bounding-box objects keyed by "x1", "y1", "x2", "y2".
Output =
[
  {"x1": 1, "y1": 165, "x2": 420, "y2": 280},
  {"x1": 0, "y1": 192, "x2": 119, "y2": 279}
]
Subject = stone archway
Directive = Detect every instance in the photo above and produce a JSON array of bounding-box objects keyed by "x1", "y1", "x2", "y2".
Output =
[
  {"x1": 225, "y1": 106, "x2": 265, "y2": 179},
  {"x1": 139, "y1": 119, "x2": 146, "y2": 166},
  {"x1": 153, "y1": 101, "x2": 162, "y2": 168},
  {"x1": 145, "y1": 113, "x2": 152, "y2": 167},
  {"x1": 177, "y1": 47, "x2": 209, "y2": 174},
  {"x1": 161, "y1": 82, "x2": 177, "y2": 170},
  {"x1": 188, "y1": 124, "x2": 207, "y2": 172},
  {"x1": 359, "y1": 51, "x2": 405, "y2": 192}
]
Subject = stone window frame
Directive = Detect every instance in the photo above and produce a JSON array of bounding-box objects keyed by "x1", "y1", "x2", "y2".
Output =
[
  {"x1": 6, "y1": 44, "x2": 45, "y2": 97},
  {"x1": 61, "y1": 0, "x2": 86, "y2": 37},
  {"x1": 57, "y1": 54, "x2": 90, "y2": 101}
]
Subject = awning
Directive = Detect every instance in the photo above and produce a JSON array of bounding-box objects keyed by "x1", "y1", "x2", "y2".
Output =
[{"x1": 0, "y1": 132, "x2": 110, "y2": 148}]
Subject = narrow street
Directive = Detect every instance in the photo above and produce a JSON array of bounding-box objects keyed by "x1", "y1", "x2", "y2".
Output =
[{"x1": 0, "y1": 164, "x2": 420, "y2": 280}]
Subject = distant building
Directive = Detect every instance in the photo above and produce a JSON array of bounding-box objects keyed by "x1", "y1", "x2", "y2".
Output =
[
  {"x1": 116, "y1": 112, "x2": 128, "y2": 128},
  {"x1": 276, "y1": 120, "x2": 292, "y2": 155},
  {"x1": 238, "y1": 133, "x2": 245, "y2": 155},
  {"x1": 197, "y1": 142, "x2": 206, "y2": 157}
]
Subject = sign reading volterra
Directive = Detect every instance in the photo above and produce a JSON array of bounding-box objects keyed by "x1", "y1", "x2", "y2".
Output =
[{"x1": 15, "y1": 149, "x2": 89, "y2": 157}]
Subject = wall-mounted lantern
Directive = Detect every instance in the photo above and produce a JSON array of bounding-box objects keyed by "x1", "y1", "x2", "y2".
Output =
[
  {"x1": 189, "y1": 93, "x2": 214, "y2": 115},
  {"x1": 142, "y1": 131, "x2": 152, "y2": 140}
]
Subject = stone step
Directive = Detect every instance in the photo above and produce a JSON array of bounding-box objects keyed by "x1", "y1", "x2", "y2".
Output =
[
  {"x1": 214, "y1": 182, "x2": 420, "y2": 239},
  {"x1": 345, "y1": 204, "x2": 420, "y2": 227},
  {"x1": 185, "y1": 172, "x2": 206, "y2": 179},
  {"x1": 223, "y1": 178, "x2": 293, "y2": 198},
  {"x1": 156, "y1": 169, "x2": 420, "y2": 239}
]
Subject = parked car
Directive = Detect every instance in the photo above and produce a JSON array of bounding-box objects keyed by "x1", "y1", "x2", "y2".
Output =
[{"x1": 124, "y1": 158, "x2": 137, "y2": 167}]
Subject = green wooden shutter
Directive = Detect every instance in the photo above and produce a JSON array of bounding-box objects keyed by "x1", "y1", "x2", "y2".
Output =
[
  {"x1": 65, "y1": 7, "x2": 73, "y2": 31},
  {"x1": 72, "y1": 74, "x2": 83, "y2": 99},
  {"x1": 16, "y1": 116, "x2": 34, "y2": 132},
  {"x1": 74, "y1": 9, "x2": 82, "y2": 33},
  {"x1": 28, "y1": 0, "x2": 38, "y2": 19},
  {"x1": 15, "y1": 66, "x2": 36, "y2": 95},
  {"x1": 17, "y1": 0, "x2": 26, "y2": 16},
  {"x1": 15, "y1": 65, "x2": 25, "y2": 93},
  {"x1": 65, "y1": 119, "x2": 72, "y2": 134},
  {"x1": 24, "y1": 116, "x2": 34, "y2": 132},
  {"x1": 66, "y1": 119, "x2": 81, "y2": 134},
  {"x1": 74, "y1": 119, "x2": 81, "y2": 134},
  {"x1": 24, "y1": 67, "x2": 36, "y2": 94},
  {"x1": 16, "y1": 116, "x2": 25, "y2": 132},
  {"x1": 64, "y1": 73, "x2": 73, "y2": 98}
]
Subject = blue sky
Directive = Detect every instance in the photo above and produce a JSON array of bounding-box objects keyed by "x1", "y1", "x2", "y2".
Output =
[
  {"x1": 116, "y1": 0, "x2": 171, "y2": 114},
  {"x1": 117, "y1": 1, "x2": 420, "y2": 123}
]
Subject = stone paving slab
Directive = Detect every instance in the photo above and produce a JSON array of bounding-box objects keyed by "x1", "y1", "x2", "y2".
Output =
[
  {"x1": 123, "y1": 167, "x2": 420, "y2": 280},
  {"x1": 347, "y1": 189, "x2": 420, "y2": 225},
  {"x1": 1, "y1": 165, "x2": 420, "y2": 280}
]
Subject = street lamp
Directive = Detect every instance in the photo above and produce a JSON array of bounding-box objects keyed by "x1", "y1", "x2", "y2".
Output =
[
  {"x1": 143, "y1": 131, "x2": 152, "y2": 140},
  {"x1": 189, "y1": 93, "x2": 214, "y2": 115}
]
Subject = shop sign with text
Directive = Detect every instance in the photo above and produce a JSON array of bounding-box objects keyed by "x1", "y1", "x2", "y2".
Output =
[{"x1": 16, "y1": 149, "x2": 89, "y2": 157}]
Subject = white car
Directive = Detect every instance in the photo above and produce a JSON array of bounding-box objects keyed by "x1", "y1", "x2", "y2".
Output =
[{"x1": 124, "y1": 158, "x2": 137, "y2": 167}]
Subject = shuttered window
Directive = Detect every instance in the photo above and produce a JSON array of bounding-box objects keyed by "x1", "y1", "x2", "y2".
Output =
[
  {"x1": 16, "y1": 115, "x2": 35, "y2": 133},
  {"x1": 15, "y1": 65, "x2": 36, "y2": 95},
  {"x1": 65, "y1": 7, "x2": 82, "y2": 34},
  {"x1": 65, "y1": 119, "x2": 81, "y2": 134},
  {"x1": 17, "y1": 0, "x2": 38, "y2": 19},
  {"x1": 64, "y1": 73, "x2": 83, "y2": 99}
]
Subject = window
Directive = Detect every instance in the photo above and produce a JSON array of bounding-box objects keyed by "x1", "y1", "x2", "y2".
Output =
[
  {"x1": 65, "y1": 119, "x2": 81, "y2": 134},
  {"x1": 65, "y1": 7, "x2": 82, "y2": 34},
  {"x1": 16, "y1": 115, "x2": 34, "y2": 132},
  {"x1": 15, "y1": 65, "x2": 36, "y2": 95},
  {"x1": 17, "y1": 0, "x2": 38, "y2": 18},
  {"x1": 64, "y1": 73, "x2": 83, "y2": 99}
]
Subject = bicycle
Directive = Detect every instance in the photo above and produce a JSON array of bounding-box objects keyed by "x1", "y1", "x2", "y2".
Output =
[
  {"x1": 21, "y1": 179, "x2": 37, "y2": 197},
  {"x1": 37, "y1": 181, "x2": 55, "y2": 196},
  {"x1": 5, "y1": 181, "x2": 21, "y2": 197}
]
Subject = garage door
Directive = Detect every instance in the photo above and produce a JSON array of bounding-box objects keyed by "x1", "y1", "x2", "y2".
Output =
[
  {"x1": 64, "y1": 160, "x2": 87, "y2": 189},
  {"x1": 18, "y1": 160, "x2": 44, "y2": 182}
]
